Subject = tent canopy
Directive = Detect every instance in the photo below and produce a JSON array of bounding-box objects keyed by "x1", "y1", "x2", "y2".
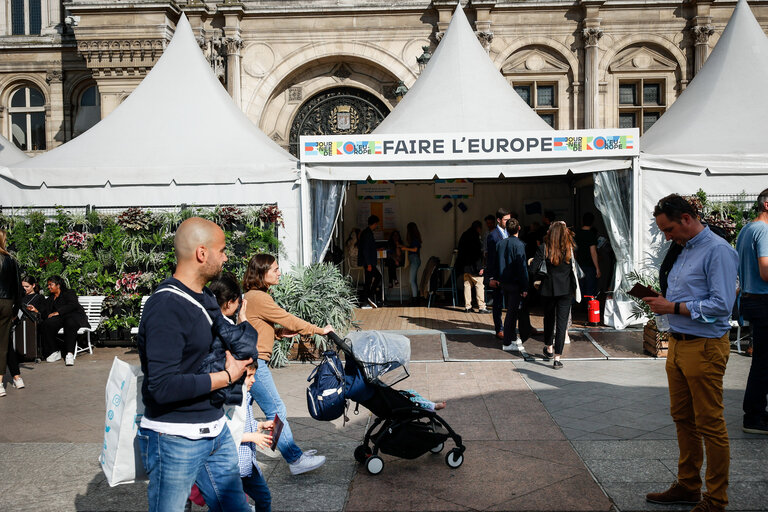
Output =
[
  {"x1": 640, "y1": 0, "x2": 768, "y2": 174},
  {"x1": 0, "y1": 133, "x2": 29, "y2": 167},
  {"x1": 3, "y1": 14, "x2": 298, "y2": 187},
  {"x1": 306, "y1": 4, "x2": 630, "y2": 180}
]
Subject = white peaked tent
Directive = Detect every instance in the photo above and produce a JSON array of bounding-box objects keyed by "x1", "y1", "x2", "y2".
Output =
[
  {"x1": 639, "y1": 0, "x2": 768, "y2": 266},
  {"x1": 0, "y1": 133, "x2": 29, "y2": 167},
  {"x1": 306, "y1": 3, "x2": 631, "y2": 180},
  {"x1": 2, "y1": 15, "x2": 306, "y2": 267}
]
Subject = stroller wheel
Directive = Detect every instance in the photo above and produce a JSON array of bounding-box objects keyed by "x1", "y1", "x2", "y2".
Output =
[
  {"x1": 429, "y1": 442, "x2": 444, "y2": 454},
  {"x1": 354, "y1": 444, "x2": 372, "y2": 464},
  {"x1": 366, "y1": 455, "x2": 384, "y2": 475},
  {"x1": 445, "y1": 449, "x2": 464, "y2": 469}
]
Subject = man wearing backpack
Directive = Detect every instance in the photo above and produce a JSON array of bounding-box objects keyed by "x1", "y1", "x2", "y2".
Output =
[{"x1": 137, "y1": 217, "x2": 252, "y2": 512}]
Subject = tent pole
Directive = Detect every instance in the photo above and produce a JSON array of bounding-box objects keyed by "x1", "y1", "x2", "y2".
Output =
[
  {"x1": 631, "y1": 155, "x2": 642, "y2": 270},
  {"x1": 299, "y1": 164, "x2": 313, "y2": 266}
]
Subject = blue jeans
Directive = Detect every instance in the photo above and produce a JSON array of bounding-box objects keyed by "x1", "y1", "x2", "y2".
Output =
[
  {"x1": 250, "y1": 359, "x2": 303, "y2": 464},
  {"x1": 408, "y1": 253, "x2": 421, "y2": 297},
  {"x1": 242, "y1": 466, "x2": 272, "y2": 512},
  {"x1": 137, "y1": 424, "x2": 249, "y2": 512}
]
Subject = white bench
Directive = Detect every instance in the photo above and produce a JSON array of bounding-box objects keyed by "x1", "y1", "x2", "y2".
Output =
[
  {"x1": 130, "y1": 295, "x2": 150, "y2": 336},
  {"x1": 59, "y1": 295, "x2": 105, "y2": 359}
]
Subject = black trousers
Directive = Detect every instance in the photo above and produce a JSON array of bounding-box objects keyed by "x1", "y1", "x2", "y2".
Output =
[
  {"x1": 490, "y1": 286, "x2": 504, "y2": 333},
  {"x1": 502, "y1": 285, "x2": 533, "y2": 345},
  {"x1": 742, "y1": 295, "x2": 768, "y2": 424},
  {"x1": 41, "y1": 315, "x2": 81, "y2": 357},
  {"x1": 543, "y1": 294, "x2": 572, "y2": 355},
  {"x1": 363, "y1": 266, "x2": 382, "y2": 303}
]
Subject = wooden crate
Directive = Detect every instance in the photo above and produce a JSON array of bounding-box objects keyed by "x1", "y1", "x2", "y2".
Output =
[{"x1": 643, "y1": 323, "x2": 669, "y2": 358}]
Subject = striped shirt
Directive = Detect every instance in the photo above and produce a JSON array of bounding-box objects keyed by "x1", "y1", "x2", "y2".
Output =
[{"x1": 237, "y1": 393, "x2": 264, "y2": 478}]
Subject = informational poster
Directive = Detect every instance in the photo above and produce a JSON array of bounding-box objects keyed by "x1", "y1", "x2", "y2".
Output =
[
  {"x1": 356, "y1": 180, "x2": 395, "y2": 199},
  {"x1": 382, "y1": 203, "x2": 398, "y2": 231},
  {"x1": 435, "y1": 179, "x2": 473, "y2": 198},
  {"x1": 356, "y1": 201, "x2": 397, "y2": 238}
]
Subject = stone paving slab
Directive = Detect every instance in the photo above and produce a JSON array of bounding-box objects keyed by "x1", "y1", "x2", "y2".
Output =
[{"x1": 587, "y1": 331, "x2": 647, "y2": 358}]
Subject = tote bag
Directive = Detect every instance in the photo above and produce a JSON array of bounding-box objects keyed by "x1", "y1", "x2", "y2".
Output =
[{"x1": 99, "y1": 357, "x2": 147, "y2": 486}]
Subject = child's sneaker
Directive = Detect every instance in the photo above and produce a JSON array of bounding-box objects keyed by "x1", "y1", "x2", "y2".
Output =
[{"x1": 289, "y1": 451, "x2": 326, "y2": 475}]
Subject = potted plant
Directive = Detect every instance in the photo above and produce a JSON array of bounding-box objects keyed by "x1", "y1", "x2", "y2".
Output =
[
  {"x1": 628, "y1": 269, "x2": 668, "y2": 357},
  {"x1": 269, "y1": 262, "x2": 358, "y2": 367}
]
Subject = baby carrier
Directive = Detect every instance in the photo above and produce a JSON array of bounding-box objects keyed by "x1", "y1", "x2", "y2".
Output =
[{"x1": 310, "y1": 331, "x2": 465, "y2": 475}]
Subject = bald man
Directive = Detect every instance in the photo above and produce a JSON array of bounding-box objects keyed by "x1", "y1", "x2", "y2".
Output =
[{"x1": 137, "y1": 217, "x2": 252, "y2": 512}]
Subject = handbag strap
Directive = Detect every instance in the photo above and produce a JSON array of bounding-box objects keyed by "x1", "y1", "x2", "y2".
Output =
[{"x1": 155, "y1": 285, "x2": 213, "y2": 326}]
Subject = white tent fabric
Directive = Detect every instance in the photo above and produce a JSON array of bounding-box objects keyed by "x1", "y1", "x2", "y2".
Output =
[
  {"x1": 0, "y1": 133, "x2": 28, "y2": 167},
  {"x1": 641, "y1": 0, "x2": 768, "y2": 174},
  {"x1": 2, "y1": 14, "x2": 298, "y2": 187},
  {"x1": 306, "y1": 4, "x2": 630, "y2": 180}
]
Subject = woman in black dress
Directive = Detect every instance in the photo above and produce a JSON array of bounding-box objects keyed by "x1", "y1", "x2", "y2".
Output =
[{"x1": 0, "y1": 229, "x2": 22, "y2": 397}]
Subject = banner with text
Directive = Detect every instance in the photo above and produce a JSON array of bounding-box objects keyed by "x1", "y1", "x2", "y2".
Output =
[{"x1": 301, "y1": 129, "x2": 639, "y2": 163}]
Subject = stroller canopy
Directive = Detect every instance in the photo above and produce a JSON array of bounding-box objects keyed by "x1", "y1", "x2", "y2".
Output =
[{"x1": 347, "y1": 331, "x2": 411, "y2": 386}]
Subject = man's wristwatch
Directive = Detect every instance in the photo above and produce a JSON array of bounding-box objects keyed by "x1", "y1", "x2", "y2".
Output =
[{"x1": 674, "y1": 302, "x2": 681, "y2": 315}]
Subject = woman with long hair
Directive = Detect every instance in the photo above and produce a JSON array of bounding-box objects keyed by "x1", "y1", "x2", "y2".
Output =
[
  {"x1": 5, "y1": 275, "x2": 41, "y2": 390},
  {"x1": 0, "y1": 229, "x2": 22, "y2": 397},
  {"x1": 400, "y1": 222, "x2": 423, "y2": 302},
  {"x1": 242, "y1": 254, "x2": 333, "y2": 475},
  {"x1": 28, "y1": 275, "x2": 89, "y2": 366},
  {"x1": 531, "y1": 221, "x2": 577, "y2": 369}
]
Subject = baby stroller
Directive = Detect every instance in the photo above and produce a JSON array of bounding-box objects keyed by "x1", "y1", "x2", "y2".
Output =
[{"x1": 326, "y1": 331, "x2": 465, "y2": 475}]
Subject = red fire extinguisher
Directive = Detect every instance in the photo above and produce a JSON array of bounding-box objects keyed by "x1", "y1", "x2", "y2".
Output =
[{"x1": 585, "y1": 295, "x2": 600, "y2": 326}]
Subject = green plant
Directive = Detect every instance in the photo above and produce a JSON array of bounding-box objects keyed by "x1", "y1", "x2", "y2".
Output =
[{"x1": 269, "y1": 262, "x2": 358, "y2": 367}]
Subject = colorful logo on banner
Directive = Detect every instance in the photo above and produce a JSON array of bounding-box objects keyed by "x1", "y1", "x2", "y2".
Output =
[{"x1": 301, "y1": 130, "x2": 637, "y2": 163}]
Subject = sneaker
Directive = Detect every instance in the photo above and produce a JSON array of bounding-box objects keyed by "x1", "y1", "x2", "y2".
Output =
[
  {"x1": 366, "y1": 297, "x2": 378, "y2": 309},
  {"x1": 502, "y1": 343, "x2": 516, "y2": 352},
  {"x1": 645, "y1": 481, "x2": 701, "y2": 505},
  {"x1": 743, "y1": 418, "x2": 768, "y2": 435},
  {"x1": 46, "y1": 351, "x2": 62, "y2": 363},
  {"x1": 65, "y1": 353, "x2": 75, "y2": 366},
  {"x1": 464, "y1": 308, "x2": 472, "y2": 314},
  {"x1": 553, "y1": 360, "x2": 563, "y2": 369},
  {"x1": 477, "y1": 308, "x2": 491, "y2": 314},
  {"x1": 515, "y1": 337, "x2": 524, "y2": 350},
  {"x1": 12, "y1": 377, "x2": 24, "y2": 389},
  {"x1": 689, "y1": 497, "x2": 725, "y2": 512},
  {"x1": 0, "y1": 383, "x2": 5, "y2": 397},
  {"x1": 564, "y1": 332, "x2": 571, "y2": 344},
  {"x1": 289, "y1": 451, "x2": 326, "y2": 475}
]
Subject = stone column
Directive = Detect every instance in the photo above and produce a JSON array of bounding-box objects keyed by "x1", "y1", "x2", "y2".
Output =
[
  {"x1": 473, "y1": 0, "x2": 495, "y2": 53},
  {"x1": 46, "y1": 69, "x2": 66, "y2": 147},
  {"x1": 225, "y1": 37, "x2": 243, "y2": 107},
  {"x1": 691, "y1": 25, "x2": 714, "y2": 74},
  {"x1": 582, "y1": 27, "x2": 602, "y2": 129}
]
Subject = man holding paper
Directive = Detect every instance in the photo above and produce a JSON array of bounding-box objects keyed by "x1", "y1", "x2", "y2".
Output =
[{"x1": 643, "y1": 195, "x2": 737, "y2": 512}]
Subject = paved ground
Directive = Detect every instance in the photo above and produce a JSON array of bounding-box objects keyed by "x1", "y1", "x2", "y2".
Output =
[{"x1": 1, "y1": 323, "x2": 766, "y2": 512}]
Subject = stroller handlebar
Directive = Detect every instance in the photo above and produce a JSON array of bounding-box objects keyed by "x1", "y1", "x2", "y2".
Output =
[{"x1": 327, "y1": 331, "x2": 354, "y2": 357}]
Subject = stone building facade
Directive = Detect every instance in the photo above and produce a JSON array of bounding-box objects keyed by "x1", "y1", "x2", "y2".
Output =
[{"x1": 1, "y1": 0, "x2": 765, "y2": 156}]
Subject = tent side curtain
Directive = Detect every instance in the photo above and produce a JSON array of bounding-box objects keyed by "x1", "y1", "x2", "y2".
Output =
[
  {"x1": 312, "y1": 180, "x2": 345, "y2": 263},
  {"x1": 594, "y1": 169, "x2": 637, "y2": 329}
]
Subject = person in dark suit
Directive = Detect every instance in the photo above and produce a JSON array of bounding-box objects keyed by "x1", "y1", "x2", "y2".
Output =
[
  {"x1": 457, "y1": 220, "x2": 489, "y2": 313},
  {"x1": 530, "y1": 221, "x2": 578, "y2": 369},
  {"x1": 485, "y1": 208, "x2": 511, "y2": 338},
  {"x1": 494, "y1": 218, "x2": 531, "y2": 352},
  {"x1": 28, "y1": 275, "x2": 89, "y2": 366},
  {"x1": 357, "y1": 215, "x2": 381, "y2": 308}
]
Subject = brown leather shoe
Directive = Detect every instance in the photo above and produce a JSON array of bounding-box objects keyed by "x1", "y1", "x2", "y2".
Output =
[
  {"x1": 646, "y1": 482, "x2": 701, "y2": 505},
  {"x1": 689, "y1": 497, "x2": 725, "y2": 512}
]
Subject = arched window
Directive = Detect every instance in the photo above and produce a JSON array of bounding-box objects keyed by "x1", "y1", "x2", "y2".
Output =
[
  {"x1": 9, "y1": 86, "x2": 46, "y2": 151},
  {"x1": 11, "y1": 0, "x2": 42, "y2": 35},
  {"x1": 73, "y1": 85, "x2": 101, "y2": 136}
]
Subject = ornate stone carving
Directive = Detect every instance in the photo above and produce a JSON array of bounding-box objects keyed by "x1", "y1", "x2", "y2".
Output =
[
  {"x1": 475, "y1": 31, "x2": 493, "y2": 51},
  {"x1": 435, "y1": 31, "x2": 445, "y2": 43},
  {"x1": 224, "y1": 36, "x2": 243, "y2": 55},
  {"x1": 77, "y1": 39, "x2": 167, "y2": 77},
  {"x1": 333, "y1": 64, "x2": 352, "y2": 80},
  {"x1": 288, "y1": 87, "x2": 303, "y2": 102},
  {"x1": 46, "y1": 70, "x2": 63, "y2": 84},
  {"x1": 690, "y1": 25, "x2": 715, "y2": 45},
  {"x1": 582, "y1": 28, "x2": 603, "y2": 47}
]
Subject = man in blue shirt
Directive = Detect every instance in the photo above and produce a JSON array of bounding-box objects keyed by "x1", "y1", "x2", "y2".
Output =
[
  {"x1": 137, "y1": 217, "x2": 253, "y2": 512},
  {"x1": 736, "y1": 187, "x2": 768, "y2": 435},
  {"x1": 485, "y1": 207, "x2": 510, "y2": 339},
  {"x1": 644, "y1": 195, "x2": 738, "y2": 512}
]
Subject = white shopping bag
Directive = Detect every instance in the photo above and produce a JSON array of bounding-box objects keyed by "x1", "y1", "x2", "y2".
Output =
[
  {"x1": 99, "y1": 357, "x2": 147, "y2": 486},
  {"x1": 223, "y1": 383, "x2": 247, "y2": 447}
]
